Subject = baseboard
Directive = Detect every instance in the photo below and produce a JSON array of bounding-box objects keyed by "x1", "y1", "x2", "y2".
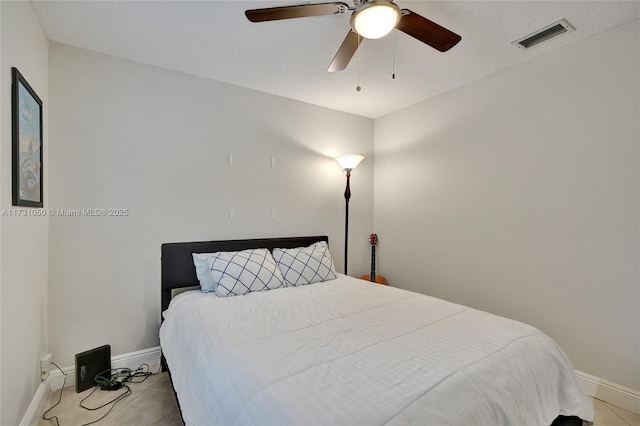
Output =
[
  {"x1": 19, "y1": 377, "x2": 52, "y2": 426},
  {"x1": 576, "y1": 369, "x2": 640, "y2": 415},
  {"x1": 49, "y1": 346, "x2": 162, "y2": 391}
]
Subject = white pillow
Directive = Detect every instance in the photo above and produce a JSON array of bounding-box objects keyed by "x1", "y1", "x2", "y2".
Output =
[
  {"x1": 192, "y1": 253, "x2": 217, "y2": 292},
  {"x1": 273, "y1": 241, "x2": 337, "y2": 287},
  {"x1": 206, "y1": 249, "x2": 286, "y2": 297}
]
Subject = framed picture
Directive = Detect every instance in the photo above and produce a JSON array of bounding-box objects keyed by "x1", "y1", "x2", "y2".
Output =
[{"x1": 12, "y1": 67, "x2": 43, "y2": 208}]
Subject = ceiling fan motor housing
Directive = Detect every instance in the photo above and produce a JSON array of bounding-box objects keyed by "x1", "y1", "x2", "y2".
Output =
[{"x1": 350, "y1": 0, "x2": 401, "y2": 39}]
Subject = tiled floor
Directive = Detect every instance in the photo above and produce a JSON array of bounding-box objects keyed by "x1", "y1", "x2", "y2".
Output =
[
  {"x1": 591, "y1": 398, "x2": 640, "y2": 426},
  {"x1": 38, "y1": 367, "x2": 183, "y2": 426},
  {"x1": 38, "y1": 368, "x2": 639, "y2": 426}
]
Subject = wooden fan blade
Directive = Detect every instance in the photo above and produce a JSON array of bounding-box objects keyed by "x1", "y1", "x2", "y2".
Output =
[
  {"x1": 245, "y1": 2, "x2": 349, "y2": 22},
  {"x1": 328, "y1": 30, "x2": 362, "y2": 72},
  {"x1": 396, "y1": 9, "x2": 461, "y2": 52}
]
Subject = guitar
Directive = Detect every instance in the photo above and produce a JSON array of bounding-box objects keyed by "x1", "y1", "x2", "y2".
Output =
[{"x1": 361, "y1": 234, "x2": 388, "y2": 285}]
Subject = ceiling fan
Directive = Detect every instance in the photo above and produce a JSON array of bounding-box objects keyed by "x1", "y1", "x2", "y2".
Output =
[{"x1": 245, "y1": 0, "x2": 461, "y2": 72}]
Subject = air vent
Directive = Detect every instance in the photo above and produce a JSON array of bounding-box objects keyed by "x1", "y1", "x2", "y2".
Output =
[{"x1": 512, "y1": 19, "x2": 575, "y2": 49}]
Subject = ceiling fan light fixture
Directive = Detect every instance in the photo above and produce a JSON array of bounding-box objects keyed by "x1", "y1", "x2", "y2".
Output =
[{"x1": 351, "y1": 0, "x2": 400, "y2": 39}]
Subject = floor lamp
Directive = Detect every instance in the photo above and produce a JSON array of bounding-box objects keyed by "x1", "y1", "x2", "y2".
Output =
[{"x1": 335, "y1": 154, "x2": 364, "y2": 276}]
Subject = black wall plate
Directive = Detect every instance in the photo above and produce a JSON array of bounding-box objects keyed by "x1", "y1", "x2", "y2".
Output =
[{"x1": 75, "y1": 344, "x2": 111, "y2": 393}]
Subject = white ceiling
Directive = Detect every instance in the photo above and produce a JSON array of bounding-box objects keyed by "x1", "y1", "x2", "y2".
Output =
[{"x1": 31, "y1": 1, "x2": 639, "y2": 119}]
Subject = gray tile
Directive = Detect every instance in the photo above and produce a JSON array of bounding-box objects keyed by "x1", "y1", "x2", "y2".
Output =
[
  {"x1": 146, "y1": 372, "x2": 174, "y2": 394},
  {"x1": 40, "y1": 382, "x2": 634, "y2": 426},
  {"x1": 607, "y1": 403, "x2": 640, "y2": 426},
  {"x1": 124, "y1": 368, "x2": 169, "y2": 392},
  {"x1": 99, "y1": 389, "x2": 182, "y2": 426},
  {"x1": 592, "y1": 397, "x2": 632, "y2": 426},
  {"x1": 39, "y1": 385, "x2": 143, "y2": 426}
]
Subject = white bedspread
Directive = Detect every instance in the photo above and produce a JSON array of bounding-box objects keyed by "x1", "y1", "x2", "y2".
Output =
[{"x1": 160, "y1": 274, "x2": 593, "y2": 426}]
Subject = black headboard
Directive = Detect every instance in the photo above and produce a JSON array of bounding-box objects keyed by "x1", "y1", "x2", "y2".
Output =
[{"x1": 161, "y1": 235, "x2": 329, "y2": 313}]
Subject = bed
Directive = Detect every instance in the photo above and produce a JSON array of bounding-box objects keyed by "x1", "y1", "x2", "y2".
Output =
[{"x1": 159, "y1": 236, "x2": 593, "y2": 426}]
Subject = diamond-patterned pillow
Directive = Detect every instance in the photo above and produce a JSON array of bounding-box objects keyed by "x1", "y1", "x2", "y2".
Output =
[
  {"x1": 206, "y1": 249, "x2": 285, "y2": 297},
  {"x1": 273, "y1": 241, "x2": 337, "y2": 287}
]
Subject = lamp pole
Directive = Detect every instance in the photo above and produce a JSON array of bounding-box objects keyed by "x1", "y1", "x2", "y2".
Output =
[
  {"x1": 335, "y1": 154, "x2": 363, "y2": 276},
  {"x1": 343, "y1": 169, "x2": 352, "y2": 275}
]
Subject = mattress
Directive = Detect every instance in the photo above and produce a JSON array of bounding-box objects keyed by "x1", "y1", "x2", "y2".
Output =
[{"x1": 160, "y1": 274, "x2": 593, "y2": 425}]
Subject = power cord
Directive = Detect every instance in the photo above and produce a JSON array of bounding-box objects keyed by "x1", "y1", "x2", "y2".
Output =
[
  {"x1": 42, "y1": 362, "x2": 160, "y2": 426},
  {"x1": 78, "y1": 383, "x2": 131, "y2": 426},
  {"x1": 42, "y1": 362, "x2": 67, "y2": 426}
]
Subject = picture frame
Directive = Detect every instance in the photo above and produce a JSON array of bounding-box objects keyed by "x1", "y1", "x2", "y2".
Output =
[{"x1": 12, "y1": 67, "x2": 43, "y2": 208}]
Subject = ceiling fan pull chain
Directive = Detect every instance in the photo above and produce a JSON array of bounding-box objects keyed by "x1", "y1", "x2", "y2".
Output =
[
  {"x1": 392, "y1": 29, "x2": 396, "y2": 80},
  {"x1": 356, "y1": 33, "x2": 362, "y2": 92}
]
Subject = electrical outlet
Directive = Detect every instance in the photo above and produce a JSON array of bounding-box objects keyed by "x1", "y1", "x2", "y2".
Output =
[{"x1": 41, "y1": 353, "x2": 52, "y2": 381}]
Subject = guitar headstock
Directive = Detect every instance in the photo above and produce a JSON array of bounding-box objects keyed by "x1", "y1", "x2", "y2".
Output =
[{"x1": 369, "y1": 233, "x2": 378, "y2": 246}]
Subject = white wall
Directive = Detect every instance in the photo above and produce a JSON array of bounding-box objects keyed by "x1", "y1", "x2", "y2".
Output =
[
  {"x1": 0, "y1": 1, "x2": 50, "y2": 424},
  {"x1": 374, "y1": 20, "x2": 639, "y2": 391},
  {"x1": 48, "y1": 43, "x2": 374, "y2": 367},
  {"x1": 1, "y1": 4, "x2": 3, "y2": 422}
]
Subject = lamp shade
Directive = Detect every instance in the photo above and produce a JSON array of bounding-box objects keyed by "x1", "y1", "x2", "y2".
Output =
[
  {"x1": 335, "y1": 154, "x2": 365, "y2": 171},
  {"x1": 350, "y1": 0, "x2": 400, "y2": 39}
]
